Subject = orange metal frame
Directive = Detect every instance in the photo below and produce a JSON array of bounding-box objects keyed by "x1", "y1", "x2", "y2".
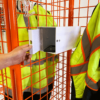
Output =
[{"x1": 0, "y1": 0, "x2": 99, "y2": 100}]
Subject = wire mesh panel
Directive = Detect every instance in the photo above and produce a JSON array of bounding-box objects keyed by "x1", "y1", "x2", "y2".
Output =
[
  {"x1": 0, "y1": 0, "x2": 100, "y2": 100},
  {"x1": 15, "y1": 0, "x2": 71, "y2": 100},
  {"x1": 5, "y1": 0, "x2": 72, "y2": 100},
  {"x1": 73, "y1": 0, "x2": 100, "y2": 34},
  {"x1": 0, "y1": 0, "x2": 13, "y2": 100}
]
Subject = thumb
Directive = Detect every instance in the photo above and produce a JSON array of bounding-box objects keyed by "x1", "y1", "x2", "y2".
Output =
[{"x1": 23, "y1": 45, "x2": 32, "y2": 52}]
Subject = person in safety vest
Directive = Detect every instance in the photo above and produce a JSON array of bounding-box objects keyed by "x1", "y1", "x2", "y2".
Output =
[
  {"x1": 4, "y1": 0, "x2": 58, "y2": 100},
  {"x1": 70, "y1": 3, "x2": 100, "y2": 100}
]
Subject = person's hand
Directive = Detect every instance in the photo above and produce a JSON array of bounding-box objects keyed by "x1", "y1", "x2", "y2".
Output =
[{"x1": 9, "y1": 44, "x2": 32, "y2": 65}]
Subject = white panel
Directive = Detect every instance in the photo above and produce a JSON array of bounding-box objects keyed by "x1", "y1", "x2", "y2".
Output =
[
  {"x1": 56, "y1": 26, "x2": 80, "y2": 54},
  {"x1": 28, "y1": 29, "x2": 41, "y2": 54},
  {"x1": 3, "y1": 43, "x2": 8, "y2": 54},
  {"x1": 29, "y1": 27, "x2": 80, "y2": 54},
  {"x1": 2, "y1": 31, "x2": 7, "y2": 41},
  {"x1": 0, "y1": 31, "x2": 8, "y2": 53}
]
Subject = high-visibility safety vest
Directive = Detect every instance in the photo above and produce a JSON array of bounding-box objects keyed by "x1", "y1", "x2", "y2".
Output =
[
  {"x1": 0, "y1": 4, "x2": 58, "y2": 96},
  {"x1": 70, "y1": 3, "x2": 100, "y2": 99}
]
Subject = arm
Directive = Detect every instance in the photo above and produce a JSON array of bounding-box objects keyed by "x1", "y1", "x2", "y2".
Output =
[
  {"x1": 0, "y1": 44, "x2": 32, "y2": 70},
  {"x1": 0, "y1": 53, "x2": 13, "y2": 70}
]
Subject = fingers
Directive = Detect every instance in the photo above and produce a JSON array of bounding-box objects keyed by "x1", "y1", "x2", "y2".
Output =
[
  {"x1": 26, "y1": 59, "x2": 30, "y2": 62},
  {"x1": 23, "y1": 45, "x2": 32, "y2": 52},
  {"x1": 20, "y1": 44, "x2": 29, "y2": 48},
  {"x1": 29, "y1": 54, "x2": 32, "y2": 58},
  {"x1": 25, "y1": 54, "x2": 32, "y2": 62}
]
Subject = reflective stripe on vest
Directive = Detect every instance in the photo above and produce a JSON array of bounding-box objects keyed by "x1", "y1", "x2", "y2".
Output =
[
  {"x1": 71, "y1": 28, "x2": 90, "y2": 75},
  {"x1": 24, "y1": 55, "x2": 58, "y2": 66},
  {"x1": 90, "y1": 34, "x2": 100, "y2": 55},
  {"x1": 85, "y1": 73, "x2": 98, "y2": 91},
  {"x1": 5, "y1": 77, "x2": 54, "y2": 97},
  {"x1": 71, "y1": 61, "x2": 88, "y2": 76},
  {"x1": 81, "y1": 28, "x2": 91, "y2": 61},
  {"x1": 24, "y1": 17, "x2": 31, "y2": 28}
]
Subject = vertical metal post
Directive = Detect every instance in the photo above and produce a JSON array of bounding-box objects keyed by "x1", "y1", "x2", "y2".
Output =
[
  {"x1": 68, "y1": 0, "x2": 74, "y2": 26},
  {"x1": 3, "y1": 0, "x2": 12, "y2": 53},
  {"x1": 3, "y1": 0, "x2": 14, "y2": 99},
  {"x1": 66, "y1": 0, "x2": 74, "y2": 100},
  {"x1": 6, "y1": 0, "x2": 23, "y2": 100}
]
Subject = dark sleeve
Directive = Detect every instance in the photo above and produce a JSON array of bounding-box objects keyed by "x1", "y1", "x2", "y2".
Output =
[{"x1": 91, "y1": 4, "x2": 98, "y2": 16}]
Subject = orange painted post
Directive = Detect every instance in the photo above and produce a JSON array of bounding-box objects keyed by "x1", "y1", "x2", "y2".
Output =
[
  {"x1": 3, "y1": 0, "x2": 13, "y2": 99},
  {"x1": 68, "y1": 0, "x2": 74, "y2": 26},
  {"x1": 3, "y1": 0, "x2": 12, "y2": 53},
  {"x1": 7, "y1": 0, "x2": 23, "y2": 100},
  {"x1": 66, "y1": 0, "x2": 74, "y2": 100},
  {"x1": 0, "y1": 8, "x2": 1, "y2": 54}
]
